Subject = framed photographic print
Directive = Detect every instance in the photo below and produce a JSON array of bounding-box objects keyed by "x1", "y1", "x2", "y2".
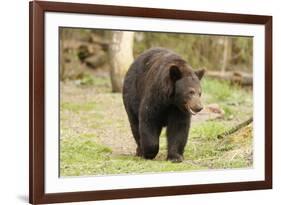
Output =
[{"x1": 29, "y1": 1, "x2": 272, "y2": 204}]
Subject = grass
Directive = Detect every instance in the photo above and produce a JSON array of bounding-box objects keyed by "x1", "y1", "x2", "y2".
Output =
[
  {"x1": 61, "y1": 136, "x2": 205, "y2": 176},
  {"x1": 60, "y1": 75, "x2": 253, "y2": 177},
  {"x1": 61, "y1": 101, "x2": 98, "y2": 113},
  {"x1": 202, "y1": 78, "x2": 251, "y2": 103}
]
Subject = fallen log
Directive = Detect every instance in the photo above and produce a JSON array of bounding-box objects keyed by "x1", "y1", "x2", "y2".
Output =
[{"x1": 206, "y1": 71, "x2": 252, "y2": 86}]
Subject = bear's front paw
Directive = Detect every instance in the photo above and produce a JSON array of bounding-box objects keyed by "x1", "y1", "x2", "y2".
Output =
[{"x1": 167, "y1": 154, "x2": 184, "y2": 163}]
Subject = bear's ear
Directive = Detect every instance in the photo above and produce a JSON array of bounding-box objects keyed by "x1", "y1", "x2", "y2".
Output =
[
  {"x1": 195, "y1": 69, "x2": 205, "y2": 80},
  {"x1": 169, "y1": 65, "x2": 182, "y2": 81}
]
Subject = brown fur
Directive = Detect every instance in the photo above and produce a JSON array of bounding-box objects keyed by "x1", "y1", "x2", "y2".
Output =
[{"x1": 123, "y1": 47, "x2": 204, "y2": 162}]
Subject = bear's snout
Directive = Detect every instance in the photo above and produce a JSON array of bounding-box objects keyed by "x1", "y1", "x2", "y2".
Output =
[
  {"x1": 186, "y1": 102, "x2": 203, "y2": 115},
  {"x1": 192, "y1": 105, "x2": 203, "y2": 113}
]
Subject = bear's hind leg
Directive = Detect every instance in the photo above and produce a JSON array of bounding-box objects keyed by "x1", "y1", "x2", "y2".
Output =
[
  {"x1": 127, "y1": 112, "x2": 142, "y2": 156},
  {"x1": 131, "y1": 123, "x2": 142, "y2": 157}
]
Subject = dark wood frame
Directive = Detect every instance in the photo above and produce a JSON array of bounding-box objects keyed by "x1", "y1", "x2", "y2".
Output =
[{"x1": 29, "y1": 1, "x2": 272, "y2": 204}]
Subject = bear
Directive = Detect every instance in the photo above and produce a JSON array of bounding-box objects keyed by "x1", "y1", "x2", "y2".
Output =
[{"x1": 122, "y1": 47, "x2": 205, "y2": 162}]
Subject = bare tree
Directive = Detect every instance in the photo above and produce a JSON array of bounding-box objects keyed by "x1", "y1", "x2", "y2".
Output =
[{"x1": 108, "y1": 31, "x2": 134, "y2": 92}]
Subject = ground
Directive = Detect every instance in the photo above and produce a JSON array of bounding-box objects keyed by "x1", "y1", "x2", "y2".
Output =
[{"x1": 60, "y1": 70, "x2": 253, "y2": 176}]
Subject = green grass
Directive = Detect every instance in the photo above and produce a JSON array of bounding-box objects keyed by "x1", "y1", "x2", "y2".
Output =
[
  {"x1": 61, "y1": 137, "x2": 205, "y2": 176},
  {"x1": 201, "y1": 77, "x2": 252, "y2": 121},
  {"x1": 190, "y1": 121, "x2": 228, "y2": 140},
  {"x1": 202, "y1": 78, "x2": 233, "y2": 101},
  {"x1": 60, "y1": 120, "x2": 251, "y2": 176},
  {"x1": 61, "y1": 101, "x2": 98, "y2": 113},
  {"x1": 78, "y1": 73, "x2": 111, "y2": 90},
  {"x1": 60, "y1": 132, "x2": 206, "y2": 176},
  {"x1": 202, "y1": 78, "x2": 251, "y2": 103},
  {"x1": 60, "y1": 76, "x2": 253, "y2": 176}
]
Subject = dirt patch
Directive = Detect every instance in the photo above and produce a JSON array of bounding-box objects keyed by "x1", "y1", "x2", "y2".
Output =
[{"x1": 60, "y1": 81, "x2": 136, "y2": 155}]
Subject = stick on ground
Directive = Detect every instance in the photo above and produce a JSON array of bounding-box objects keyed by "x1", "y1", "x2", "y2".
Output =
[{"x1": 217, "y1": 117, "x2": 253, "y2": 139}]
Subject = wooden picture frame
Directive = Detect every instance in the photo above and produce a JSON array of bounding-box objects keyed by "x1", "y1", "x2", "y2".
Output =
[{"x1": 29, "y1": 1, "x2": 272, "y2": 204}]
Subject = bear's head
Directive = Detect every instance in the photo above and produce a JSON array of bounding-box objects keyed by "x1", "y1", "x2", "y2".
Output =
[{"x1": 169, "y1": 65, "x2": 205, "y2": 115}]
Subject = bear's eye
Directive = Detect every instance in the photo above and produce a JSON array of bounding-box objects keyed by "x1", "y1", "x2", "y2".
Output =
[
  {"x1": 199, "y1": 92, "x2": 202, "y2": 97},
  {"x1": 189, "y1": 90, "x2": 195, "y2": 95}
]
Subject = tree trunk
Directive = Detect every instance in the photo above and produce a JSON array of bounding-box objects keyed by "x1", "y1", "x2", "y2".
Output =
[
  {"x1": 221, "y1": 37, "x2": 231, "y2": 74},
  {"x1": 59, "y1": 29, "x2": 66, "y2": 81},
  {"x1": 108, "y1": 31, "x2": 134, "y2": 92}
]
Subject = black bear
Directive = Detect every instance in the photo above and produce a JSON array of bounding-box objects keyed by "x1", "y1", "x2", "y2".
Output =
[{"x1": 122, "y1": 48, "x2": 205, "y2": 162}]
